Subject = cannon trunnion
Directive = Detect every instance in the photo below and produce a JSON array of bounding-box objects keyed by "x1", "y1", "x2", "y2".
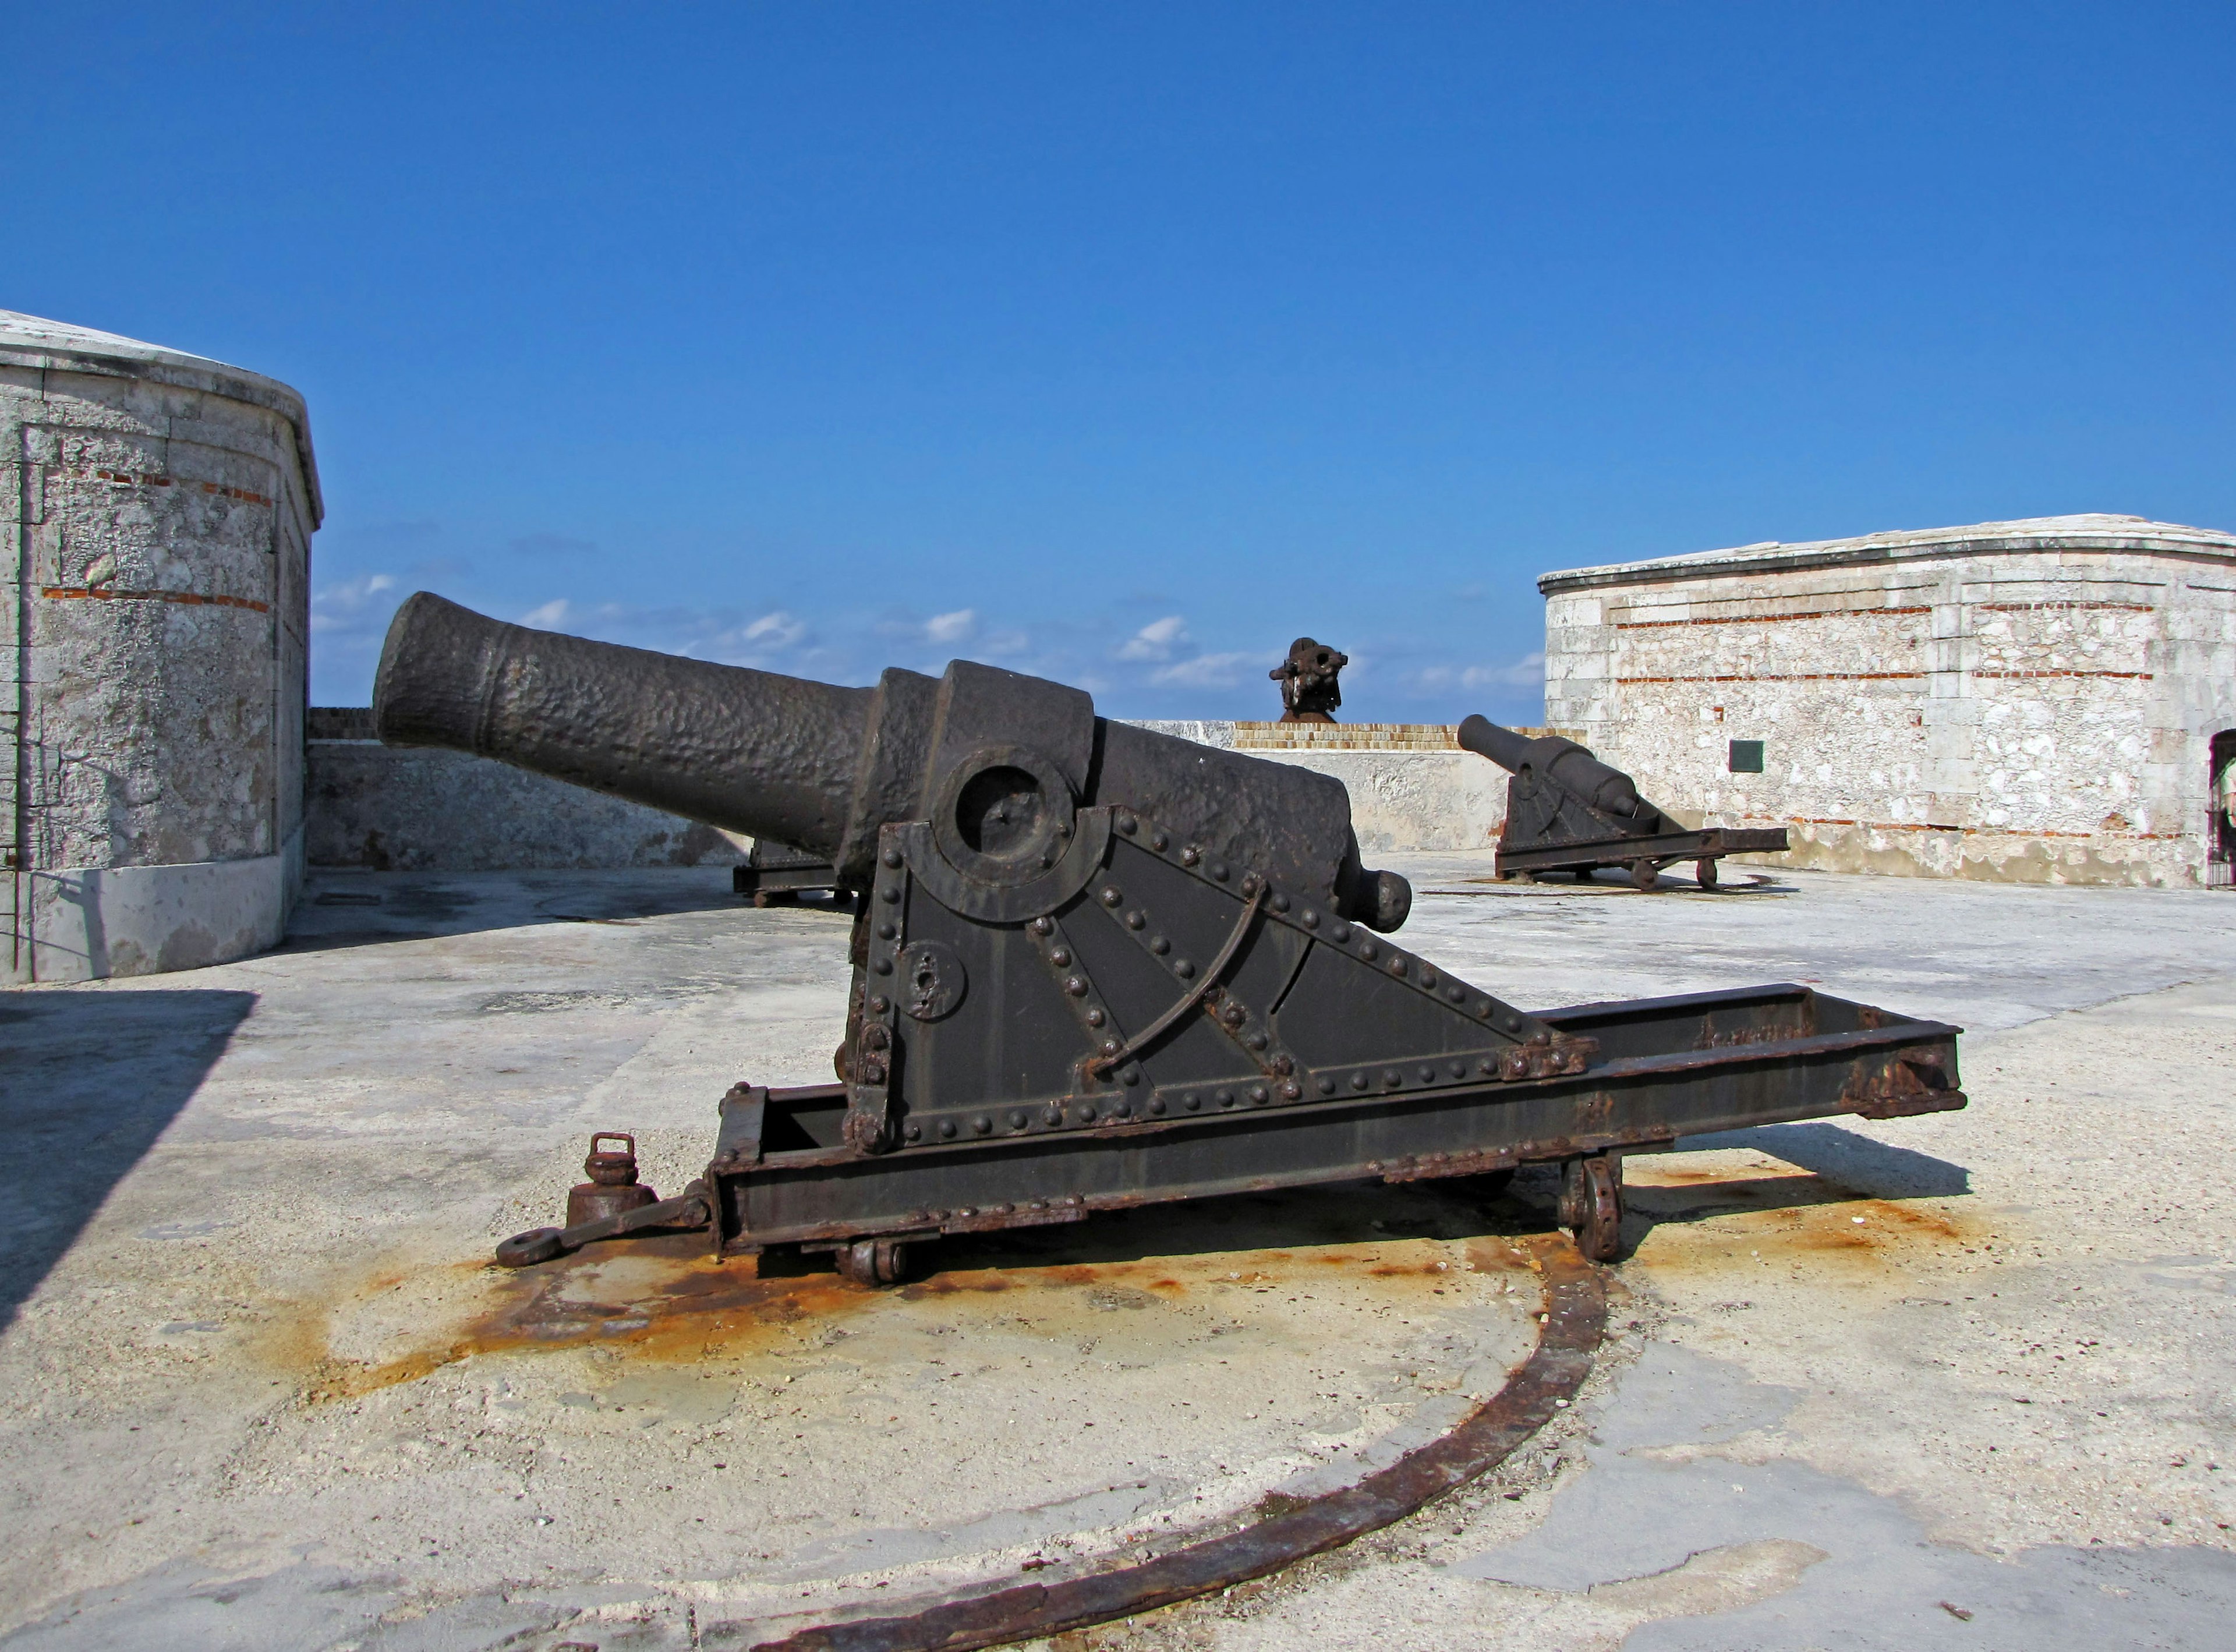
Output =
[{"x1": 376, "y1": 595, "x2": 1960, "y2": 1277}]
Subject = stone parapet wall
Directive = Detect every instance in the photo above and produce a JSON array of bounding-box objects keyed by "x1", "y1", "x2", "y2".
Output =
[
  {"x1": 1232, "y1": 721, "x2": 1463, "y2": 750},
  {"x1": 1127, "y1": 721, "x2": 1516, "y2": 851},
  {"x1": 306, "y1": 719, "x2": 1517, "y2": 869},
  {"x1": 306, "y1": 740, "x2": 748, "y2": 872}
]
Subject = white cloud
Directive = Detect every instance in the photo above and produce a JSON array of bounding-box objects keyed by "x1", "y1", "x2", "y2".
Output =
[
  {"x1": 1118, "y1": 615, "x2": 1189, "y2": 661},
  {"x1": 307, "y1": 572, "x2": 402, "y2": 633},
  {"x1": 925, "y1": 609, "x2": 978, "y2": 645},
  {"x1": 742, "y1": 611, "x2": 805, "y2": 648},
  {"x1": 1411, "y1": 652, "x2": 1545, "y2": 693},
  {"x1": 519, "y1": 598, "x2": 572, "y2": 629},
  {"x1": 1151, "y1": 650, "x2": 1256, "y2": 688}
]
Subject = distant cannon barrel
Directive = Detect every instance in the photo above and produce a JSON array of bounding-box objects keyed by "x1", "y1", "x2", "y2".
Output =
[
  {"x1": 374, "y1": 593, "x2": 1410, "y2": 930},
  {"x1": 1457, "y1": 713, "x2": 1644, "y2": 819}
]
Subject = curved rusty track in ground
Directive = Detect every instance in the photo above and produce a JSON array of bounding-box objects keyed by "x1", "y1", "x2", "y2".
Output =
[{"x1": 752, "y1": 1232, "x2": 1608, "y2": 1652}]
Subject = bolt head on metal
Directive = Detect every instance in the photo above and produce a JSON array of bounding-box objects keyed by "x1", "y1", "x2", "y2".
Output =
[
  {"x1": 1101, "y1": 886, "x2": 1122, "y2": 905},
  {"x1": 1359, "y1": 940, "x2": 1379, "y2": 961},
  {"x1": 869, "y1": 995, "x2": 889, "y2": 1014},
  {"x1": 883, "y1": 847, "x2": 903, "y2": 868},
  {"x1": 1116, "y1": 813, "x2": 1137, "y2": 834},
  {"x1": 1064, "y1": 975, "x2": 1087, "y2": 996},
  {"x1": 1173, "y1": 959, "x2": 1195, "y2": 978},
  {"x1": 1031, "y1": 915, "x2": 1053, "y2": 936},
  {"x1": 1085, "y1": 1007, "x2": 1105, "y2": 1027},
  {"x1": 1210, "y1": 861, "x2": 1229, "y2": 880},
  {"x1": 1049, "y1": 946, "x2": 1071, "y2": 965},
  {"x1": 1180, "y1": 846, "x2": 1200, "y2": 866}
]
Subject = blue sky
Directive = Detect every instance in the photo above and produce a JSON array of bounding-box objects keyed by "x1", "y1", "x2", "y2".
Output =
[{"x1": 9, "y1": 4, "x2": 2233, "y2": 720}]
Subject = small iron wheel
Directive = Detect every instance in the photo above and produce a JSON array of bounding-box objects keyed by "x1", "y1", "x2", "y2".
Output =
[
  {"x1": 1559, "y1": 1154, "x2": 1624, "y2": 1262},
  {"x1": 836, "y1": 1237, "x2": 910, "y2": 1287},
  {"x1": 1629, "y1": 860, "x2": 1658, "y2": 892},
  {"x1": 1696, "y1": 857, "x2": 1718, "y2": 890}
]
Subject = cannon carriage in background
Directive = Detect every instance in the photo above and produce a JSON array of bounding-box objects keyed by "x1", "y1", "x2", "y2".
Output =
[
  {"x1": 1459, "y1": 715, "x2": 1790, "y2": 890},
  {"x1": 373, "y1": 594, "x2": 1958, "y2": 1279}
]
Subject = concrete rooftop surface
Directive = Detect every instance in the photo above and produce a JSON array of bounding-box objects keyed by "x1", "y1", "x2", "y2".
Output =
[{"x1": 3, "y1": 855, "x2": 2233, "y2": 1650}]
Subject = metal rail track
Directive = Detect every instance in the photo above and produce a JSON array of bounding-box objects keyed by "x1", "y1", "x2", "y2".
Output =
[{"x1": 744, "y1": 1230, "x2": 1608, "y2": 1651}]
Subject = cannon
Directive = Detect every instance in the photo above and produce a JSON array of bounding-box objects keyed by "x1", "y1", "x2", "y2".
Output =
[
  {"x1": 1459, "y1": 716, "x2": 1791, "y2": 891},
  {"x1": 376, "y1": 594, "x2": 1959, "y2": 1278},
  {"x1": 732, "y1": 839, "x2": 845, "y2": 908}
]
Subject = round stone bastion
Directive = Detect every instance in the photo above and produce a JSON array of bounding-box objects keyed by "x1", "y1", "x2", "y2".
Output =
[{"x1": 2, "y1": 310, "x2": 321, "y2": 982}]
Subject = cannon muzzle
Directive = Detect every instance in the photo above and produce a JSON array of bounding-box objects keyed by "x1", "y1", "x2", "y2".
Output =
[
  {"x1": 1458, "y1": 713, "x2": 1645, "y2": 820},
  {"x1": 374, "y1": 593, "x2": 1410, "y2": 929}
]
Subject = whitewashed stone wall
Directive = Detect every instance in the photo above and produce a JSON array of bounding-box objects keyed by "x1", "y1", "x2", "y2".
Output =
[
  {"x1": 2, "y1": 312, "x2": 320, "y2": 979},
  {"x1": 306, "y1": 738, "x2": 749, "y2": 872},
  {"x1": 1130, "y1": 721, "x2": 1531, "y2": 852},
  {"x1": 1542, "y1": 516, "x2": 2236, "y2": 887}
]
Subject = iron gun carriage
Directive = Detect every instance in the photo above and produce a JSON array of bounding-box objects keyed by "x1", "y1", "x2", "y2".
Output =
[
  {"x1": 1459, "y1": 715, "x2": 1791, "y2": 890},
  {"x1": 374, "y1": 594, "x2": 1958, "y2": 1278}
]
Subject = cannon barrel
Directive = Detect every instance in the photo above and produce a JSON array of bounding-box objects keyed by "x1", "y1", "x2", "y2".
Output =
[
  {"x1": 376, "y1": 591, "x2": 873, "y2": 855},
  {"x1": 1457, "y1": 713, "x2": 1644, "y2": 819},
  {"x1": 375, "y1": 593, "x2": 1410, "y2": 929}
]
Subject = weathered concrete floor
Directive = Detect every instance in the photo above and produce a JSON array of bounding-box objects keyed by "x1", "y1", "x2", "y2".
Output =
[{"x1": 2, "y1": 855, "x2": 2233, "y2": 1649}]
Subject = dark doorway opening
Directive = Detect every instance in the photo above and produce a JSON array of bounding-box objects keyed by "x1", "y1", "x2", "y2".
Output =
[{"x1": 2211, "y1": 731, "x2": 2236, "y2": 889}]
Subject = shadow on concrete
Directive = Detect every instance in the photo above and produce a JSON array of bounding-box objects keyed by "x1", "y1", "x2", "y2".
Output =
[
  {"x1": 758, "y1": 1173, "x2": 1544, "y2": 1282},
  {"x1": 274, "y1": 868, "x2": 818, "y2": 956},
  {"x1": 1684, "y1": 1120, "x2": 1972, "y2": 1198},
  {"x1": 0, "y1": 989, "x2": 255, "y2": 1329}
]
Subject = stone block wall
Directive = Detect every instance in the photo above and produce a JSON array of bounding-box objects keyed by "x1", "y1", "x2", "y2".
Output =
[
  {"x1": 1542, "y1": 517, "x2": 2236, "y2": 886},
  {"x1": 3, "y1": 312, "x2": 320, "y2": 981},
  {"x1": 306, "y1": 735, "x2": 749, "y2": 872},
  {"x1": 307, "y1": 719, "x2": 1522, "y2": 871}
]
